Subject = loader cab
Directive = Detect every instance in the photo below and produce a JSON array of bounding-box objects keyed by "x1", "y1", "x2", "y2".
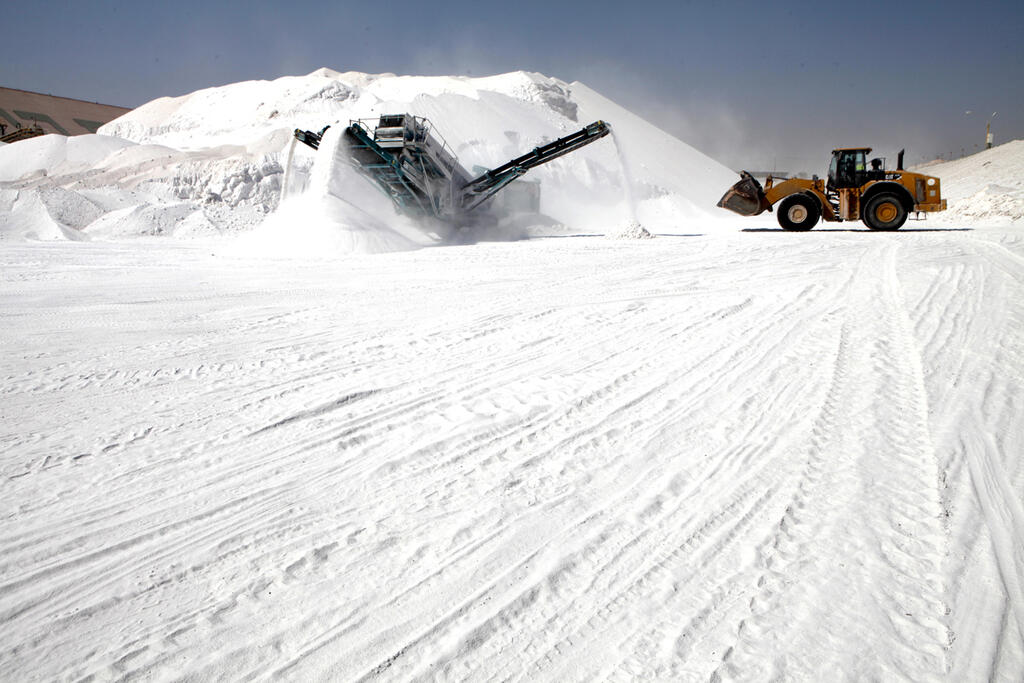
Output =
[{"x1": 827, "y1": 148, "x2": 871, "y2": 190}]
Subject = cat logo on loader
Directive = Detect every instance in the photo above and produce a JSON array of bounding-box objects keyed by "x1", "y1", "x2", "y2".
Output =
[{"x1": 717, "y1": 148, "x2": 947, "y2": 230}]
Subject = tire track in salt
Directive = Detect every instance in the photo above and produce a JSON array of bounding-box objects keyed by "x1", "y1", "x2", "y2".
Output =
[
  {"x1": 258, "y1": 276, "x2": 831, "y2": 679},
  {"x1": 891, "y1": 233, "x2": 1024, "y2": 680},
  {"x1": 593, "y1": 304, "x2": 852, "y2": 681},
  {"x1": 702, "y1": 241, "x2": 951, "y2": 681},
  {"x1": 917, "y1": 235, "x2": 1024, "y2": 677},
  {"x1": 345, "y1": 272, "x2": 854, "y2": 681}
]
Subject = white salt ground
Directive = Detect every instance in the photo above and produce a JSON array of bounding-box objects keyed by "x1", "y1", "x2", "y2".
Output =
[
  {"x1": 0, "y1": 68, "x2": 1022, "y2": 681},
  {"x1": 1, "y1": 224, "x2": 1022, "y2": 680}
]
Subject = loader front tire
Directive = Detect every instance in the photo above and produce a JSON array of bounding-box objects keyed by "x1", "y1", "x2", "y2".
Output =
[
  {"x1": 777, "y1": 194, "x2": 820, "y2": 231},
  {"x1": 863, "y1": 193, "x2": 907, "y2": 230}
]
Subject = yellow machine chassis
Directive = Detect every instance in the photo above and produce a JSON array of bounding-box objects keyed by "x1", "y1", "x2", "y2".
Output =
[
  {"x1": 764, "y1": 178, "x2": 838, "y2": 220},
  {"x1": 763, "y1": 174, "x2": 946, "y2": 221}
]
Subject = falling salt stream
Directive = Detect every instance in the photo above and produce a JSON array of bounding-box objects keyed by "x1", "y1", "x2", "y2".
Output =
[
  {"x1": 611, "y1": 129, "x2": 637, "y2": 221},
  {"x1": 280, "y1": 135, "x2": 297, "y2": 203},
  {"x1": 610, "y1": 128, "x2": 651, "y2": 238}
]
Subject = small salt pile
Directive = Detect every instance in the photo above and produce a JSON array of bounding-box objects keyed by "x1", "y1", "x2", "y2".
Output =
[{"x1": 607, "y1": 220, "x2": 653, "y2": 239}]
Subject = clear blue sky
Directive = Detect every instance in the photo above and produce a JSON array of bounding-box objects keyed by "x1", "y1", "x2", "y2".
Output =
[{"x1": 3, "y1": 0, "x2": 1021, "y2": 171}]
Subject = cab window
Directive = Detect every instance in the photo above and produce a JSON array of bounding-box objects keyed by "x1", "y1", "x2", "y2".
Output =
[
  {"x1": 833, "y1": 150, "x2": 868, "y2": 188},
  {"x1": 853, "y1": 150, "x2": 866, "y2": 174}
]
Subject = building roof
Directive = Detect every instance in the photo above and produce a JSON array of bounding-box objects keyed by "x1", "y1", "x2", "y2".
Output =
[{"x1": 0, "y1": 86, "x2": 132, "y2": 137}]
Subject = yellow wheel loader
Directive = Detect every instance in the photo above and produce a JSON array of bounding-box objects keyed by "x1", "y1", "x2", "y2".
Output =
[{"x1": 717, "y1": 148, "x2": 947, "y2": 230}]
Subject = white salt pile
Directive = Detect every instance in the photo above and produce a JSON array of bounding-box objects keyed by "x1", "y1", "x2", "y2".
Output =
[
  {"x1": 0, "y1": 69, "x2": 739, "y2": 250},
  {"x1": 606, "y1": 219, "x2": 653, "y2": 239}
]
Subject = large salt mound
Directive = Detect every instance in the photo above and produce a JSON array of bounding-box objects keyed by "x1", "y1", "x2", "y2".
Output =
[
  {"x1": 917, "y1": 140, "x2": 1024, "y2": 225},
  {"x1": 0, "y1": 134, "x2": 284, "y2": 242},
  {"x1": 0, "y1": 187, "x2": 94, "y2": 241},
  {"x1": 96, "y1": 69, "x2": 739, "y2": 241},
  {"x1": 0, "y1": 134, "x2": 136, "y2": 183},
  {"x1": 1, "y1": 70, "x2": 739, "y2": 248}
]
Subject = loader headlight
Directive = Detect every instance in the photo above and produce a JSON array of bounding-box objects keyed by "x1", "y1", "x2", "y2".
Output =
[{"x1": 927, "y1": 178, "x2": 936, "y2": 186}]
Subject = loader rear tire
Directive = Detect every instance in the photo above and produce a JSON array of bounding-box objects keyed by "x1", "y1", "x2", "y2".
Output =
[
  {"x1": 863, "y1": 193, "x2": 907, "y2": 230},
  {"x1": 778, "y1": 194, "x2": 820, "y2": 231}
]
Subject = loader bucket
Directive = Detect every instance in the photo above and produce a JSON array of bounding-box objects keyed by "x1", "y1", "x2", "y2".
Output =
[{"x1": 717, "y1": 171, "x2": 770, "y2": 216}]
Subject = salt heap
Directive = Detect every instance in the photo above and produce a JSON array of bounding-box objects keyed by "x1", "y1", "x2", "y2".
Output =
[
  {"x1": 607, "y1": 220, "x2": 653, "y2": 239},
  {"x1": 0, "y1": 69, "x2": 741, "y2": 250},
  {"x1": 915, "y1": 140, "x2": 1024, "y2": 225}
]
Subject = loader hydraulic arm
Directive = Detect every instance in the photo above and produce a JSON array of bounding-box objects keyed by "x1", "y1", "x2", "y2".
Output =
[{"x1": 459, "y1": 120, "x2": 611, "y2": 211}]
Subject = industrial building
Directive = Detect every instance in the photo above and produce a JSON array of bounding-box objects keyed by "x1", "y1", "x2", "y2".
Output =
[{"x1": 0, "y1": 87, "x2": 131, "y2": 142}]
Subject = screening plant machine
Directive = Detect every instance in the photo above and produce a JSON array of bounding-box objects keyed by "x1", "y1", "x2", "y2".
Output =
[{"x1": 295, "y1": 114, "x2": 610, "y2": 221}]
